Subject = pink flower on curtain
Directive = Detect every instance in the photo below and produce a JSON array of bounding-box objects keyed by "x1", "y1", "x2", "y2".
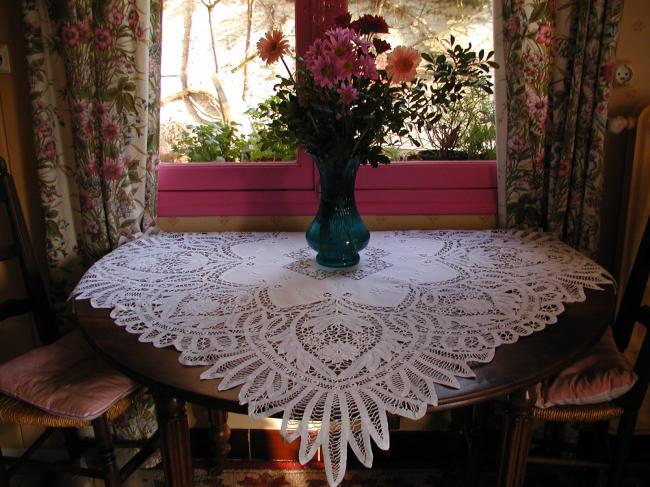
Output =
[
  {"x1": 505, "y1": 15, "x2": 521, "y2": 42},
  {"x1": 24, "y1": 20, "x2": 37, "y2": 38},
  {"x1": 600, "y1": 57, "x2": 615, "y2": 83},
  {"x1": 40, "y1": 140, "x2": 57, "y2": 160},
  {"x1": 71, "y1": 99, "x2": 90, "y2": 125},
  {"x1": 128, "y1": 9, "x2": 139, "y2": 28},
  {"x1": 103, "y1": 157, "x2": 125, "y2": 181},
  {"x1": 94, "y1": 27, "x2": 113, "y2": 49},
  {"x1": 41, "y1": 183, "x2": 59, "y2": 203},
  {"x1": 79, "y1": 188, "x2": 94, "y2": 211},
  {"x1": 524, "y1": 88, "x2": 548, "y2": 132},
  {"x1": 85, "y1": 219, "x2": 99, "y2": 236},
  {"x1": 108, "y1": 6, "x2": 124, "y2": 25},
  {"x1": 509, "y1": 133, "x2": 526, "y2": 153},
  {"x1": 82, "y1": 121, "x2": 94, "y2": 137},
  {"x1": 62, "y1": 24, "x2": 80, "y2": 48},
  {"x1": 36, "y1": 121, "x2": 53, "y2": 140},
  {"x1": 535, "y1": 149, "x2": 545, "y2": 171},
  {"x1": 95, "y1": 102, "x2": 111, "y2": 120},
  {"x1": 87, "y1": 154, "x2": 99, "y2": 177},
  {"x1": 559, "y1": 159, "x2": 571, "y2": 178},
  {"x1": 535, "y1": 24, "x2": 553, "y2": 46},
  {"x1": 77, "y1": 20, "x2": 91, "y2": 43},
  {"x1": 102, "y1": 119, "x2": 121, "y2": 141}
]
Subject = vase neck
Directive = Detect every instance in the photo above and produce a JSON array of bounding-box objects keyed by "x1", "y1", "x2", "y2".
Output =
[{"x1": 315, "y1": 158, "x2": 360, "y2": 195}]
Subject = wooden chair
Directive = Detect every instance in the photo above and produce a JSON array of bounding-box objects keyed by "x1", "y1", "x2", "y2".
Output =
[
  {"x1": 521, "y1": 214, "x2": 650, "y2": 486},
  {"x1": 0, "y1": 157, "x2": 158, "y2": 486}
]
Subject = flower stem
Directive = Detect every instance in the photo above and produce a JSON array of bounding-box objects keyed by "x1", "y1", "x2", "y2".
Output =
[{"x1": 280, "y1": 56, "x2": 295, "y2": 83}]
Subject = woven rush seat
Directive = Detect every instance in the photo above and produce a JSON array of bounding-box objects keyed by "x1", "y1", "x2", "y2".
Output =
[
  {"x1": 0, "y1": 393, "x2": 134, "y2": 428},
  {"x1": 532, "y1": 402, "x2": 624, "y2": 423},
  {"x1": 0, "y1": 330, "x2": 138, "y2": 422}
]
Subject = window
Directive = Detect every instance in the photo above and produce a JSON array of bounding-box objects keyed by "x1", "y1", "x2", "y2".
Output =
[{"x1": 158, "y1": 0, "x2": 496, "y2": 217}]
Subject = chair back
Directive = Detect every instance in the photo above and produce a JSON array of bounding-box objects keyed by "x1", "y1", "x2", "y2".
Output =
[
  {"x1": 0, "y1": 157, "x2": 58, "y2": 344},
  {"x1": 613, "y1": 213, "x2": 650, "y2": 408}
]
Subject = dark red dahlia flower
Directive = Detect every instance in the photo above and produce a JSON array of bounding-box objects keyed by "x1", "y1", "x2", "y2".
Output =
[
  {"x1": 372, "y1": 38, "x2": 391, "y2": 54},
  {"x1": 350, "y1": 14, "x2": 389, "y2": 35},
  {"x1": 335, "y1": 12, "x2": 351, "y2": 27}
]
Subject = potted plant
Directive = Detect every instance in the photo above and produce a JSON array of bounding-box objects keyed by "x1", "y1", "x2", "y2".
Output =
[
  {"x1": 416, "y1": 86, "x2": 497, "y2": 160},
  {"x1": 414, "y1": 37, "x2": 496, "y2": 160}
]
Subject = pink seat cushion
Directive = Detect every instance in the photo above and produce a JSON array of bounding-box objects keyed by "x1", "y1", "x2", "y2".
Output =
[
  {"x1": 536, "y1": 327, "x2": 638, "y2": 408},
  {"x1": 0, "y1": 330, "x2": 137, "y2": 420}
]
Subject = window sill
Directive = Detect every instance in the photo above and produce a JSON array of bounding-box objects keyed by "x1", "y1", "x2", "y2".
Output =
[{"x1": 157, "y1": 160, "x2": 497, "y2": 217}]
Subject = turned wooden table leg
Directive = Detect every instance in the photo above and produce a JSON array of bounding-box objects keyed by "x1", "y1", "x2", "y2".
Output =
[
  {"x1": 465, "y1": 402, "x2": 490, "y2": 487},
  {"x1": 498, "y1": 386, "x2": 536, "y2": 487},
  {"x1": 208, "y1": 408, "x2": 231, "y2": 471},
  {"x1": 155, "y1": 395, "x2": 193, "y2": 487}
]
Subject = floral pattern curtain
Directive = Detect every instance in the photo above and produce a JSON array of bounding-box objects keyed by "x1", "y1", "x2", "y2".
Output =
[
  {"x1": 22, "y1": 0, "x2": 161, "y2": 303},
  {"x1": 495, "y1": 0, "x2": 624, "y2": 256}
]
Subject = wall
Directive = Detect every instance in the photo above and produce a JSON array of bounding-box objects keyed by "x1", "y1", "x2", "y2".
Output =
[
  {"x1": 608, "y1": 0, "x2": 650, "y2": 117},
  {"x1": 600, "y1": 0, "x2": 650, "y2": 272},
  {"x1": 0, "y1": 0, "x2": 46, "y2": 451}
]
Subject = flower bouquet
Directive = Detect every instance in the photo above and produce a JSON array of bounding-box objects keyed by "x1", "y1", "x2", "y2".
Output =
[{"x1": 257, "y1": 14, "x2": 494, "y2": 267}]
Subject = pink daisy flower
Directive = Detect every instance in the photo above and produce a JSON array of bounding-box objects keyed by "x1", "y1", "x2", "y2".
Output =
[
  {"x1": 305, "y1": 38, "x2": 325, "y2": 65},
  {"x1": 337, "y1": 82, "x2": 358, "y2": 105},
  {"x1": 336, "y1": 52, "x2": 360, "y2": 80},
  {"x1": 359, "y1": 54, "x2": 378, "y2": 80},
  {"x1": 325, "y1": 28, "x2": 355, "y2": 58},
  {"x1": 310, "y1": 56, "x2": 338, "y2": 88}
]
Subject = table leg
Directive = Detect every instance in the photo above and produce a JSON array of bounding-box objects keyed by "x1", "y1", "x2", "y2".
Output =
[
  {"x1": 465, "y1": 402, "x2": 490, "y2": 487},
  {"x1": 155, "y1": 395, "x2": 193, "y2": 487},
  {"x1": 208, "y1": 408, "x2": 231, "y2": 471},
  {"x1": 498, "y1": 386, "x2": 536, "y2": 487}
]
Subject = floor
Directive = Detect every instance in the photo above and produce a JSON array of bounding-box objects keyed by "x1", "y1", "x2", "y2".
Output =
[{"x1": 7, "y1": 425, "x2": 650, "y2": 486}]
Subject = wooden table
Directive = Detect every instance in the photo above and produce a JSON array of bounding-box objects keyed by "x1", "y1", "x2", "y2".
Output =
[{"x1": 76, "y1": 285, "x2": 615, "y2": 487}]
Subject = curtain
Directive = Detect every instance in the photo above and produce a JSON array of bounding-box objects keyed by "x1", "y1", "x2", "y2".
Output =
[
  {"x1": 21, "y1": 0, "x2": 162, "y2": 441},
  {"x1": 22, "y1": 0, "x2": 161, "y2": 303},
  {"x1": 495, "y1": 0, "x2": 624, "y2": 256}
]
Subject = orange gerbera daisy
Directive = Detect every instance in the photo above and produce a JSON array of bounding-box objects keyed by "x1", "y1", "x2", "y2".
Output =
[
  {"x1": 385, "y1": 46, "x2": 420, "y2": 83},
  {"x1": 257, "y1": 30, "x2": 289, "y2": 65}
]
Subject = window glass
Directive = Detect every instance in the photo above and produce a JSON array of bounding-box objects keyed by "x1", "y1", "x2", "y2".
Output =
[
  {"x1": 160, "y1": 0, "x2": 297, "y2": 163},
  {"x1": 349, "y1": 0, "x2": 495, "y2": 161}
]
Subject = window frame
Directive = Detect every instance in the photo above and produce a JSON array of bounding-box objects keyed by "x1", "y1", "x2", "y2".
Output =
[{"x1": 157, "y1": 0, "x2": 497, "y2": 218}]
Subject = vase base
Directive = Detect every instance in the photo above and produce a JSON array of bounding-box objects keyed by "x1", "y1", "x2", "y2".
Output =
[{"x1": 316, "y1": 253, "x2": 360, "y2": 268}]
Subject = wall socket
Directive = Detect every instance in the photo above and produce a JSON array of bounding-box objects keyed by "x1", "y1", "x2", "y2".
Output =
[
  {"x1": 614, "y1": 62, "x2": 633, "y2": 86},
  {"x1": 0, "y1": 45, "x2": 11, "y2": 74}
]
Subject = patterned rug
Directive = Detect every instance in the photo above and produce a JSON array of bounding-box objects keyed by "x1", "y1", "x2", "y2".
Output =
[{"x1": 138, "y1": 461, "x2": 650, "y2": 487}]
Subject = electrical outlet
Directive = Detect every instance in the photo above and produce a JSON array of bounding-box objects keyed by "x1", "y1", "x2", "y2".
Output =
[
  {"x1": 0, "y1": 45, "x2": 10, "y2": 74},
  {"x1": 614, "y1": 63, "x2": 633, "y2": 86}
]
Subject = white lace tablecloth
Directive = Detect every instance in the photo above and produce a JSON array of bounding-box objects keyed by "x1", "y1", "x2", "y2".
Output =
[{"x1": 73, "y1": 230, "x2": 612, "y2": 485}]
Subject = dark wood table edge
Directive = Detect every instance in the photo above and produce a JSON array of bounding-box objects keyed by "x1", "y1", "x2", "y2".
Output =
[{"x1": 74, "y1": 284, "x2": 617, "y2": 487}]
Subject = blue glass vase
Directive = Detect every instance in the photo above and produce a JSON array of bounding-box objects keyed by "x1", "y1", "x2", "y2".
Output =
[{"x1": 306, "y1": 156, "x2": 370, "y2": 267}]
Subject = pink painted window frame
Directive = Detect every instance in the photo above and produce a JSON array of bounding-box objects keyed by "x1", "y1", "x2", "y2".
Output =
[
  {"x1": 156, "y1": 0, "x2": 498, "y2": 218},
  {"x1": 158, "y1": 160, "x2": 497, "y2": 216}
]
